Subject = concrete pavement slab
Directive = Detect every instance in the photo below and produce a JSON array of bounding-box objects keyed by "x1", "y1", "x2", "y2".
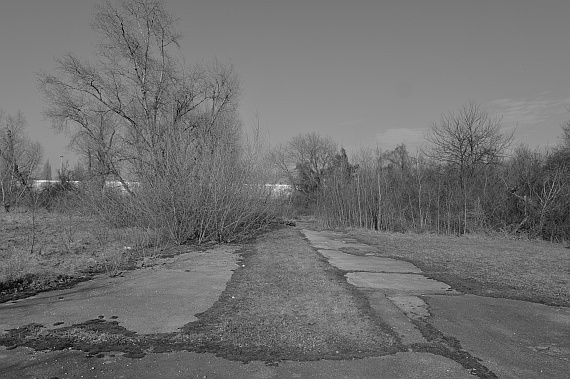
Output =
[
  {"x1": 318, "y1": 249, "x2": 422, "y2": 273},
  {"x1": 347, "y1": 272, "x2": 459, "y2": 295},
  {"x1": 302, "y1": 229, "x2": 377, "y2": 253},
  {"x1": 363, "y1": 290, "x2": 427, "y2": 345},
  {"x1": 387, "y1": 295, "x2": 431, "y2": 320}
]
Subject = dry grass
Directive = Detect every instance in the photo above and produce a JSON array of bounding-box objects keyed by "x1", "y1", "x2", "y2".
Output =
[
  {"x1": 0, "y1": 209, "x2": 161, "y2": 301},
  {"x1": 347, "y1": 229, "x2": 570, "y2": 307},
  {"x1": 1, "y1": 210, "x2": 97, "y2": 281}
]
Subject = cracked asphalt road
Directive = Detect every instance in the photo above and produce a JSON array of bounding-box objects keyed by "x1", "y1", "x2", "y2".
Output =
[{"x1": 1, "y1": 227, "x2": 568, "y2": 378}]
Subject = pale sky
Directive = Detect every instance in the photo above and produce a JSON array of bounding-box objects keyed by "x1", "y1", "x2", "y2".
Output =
[{"x1": 1, "y1": 0, "x2": 569, "y2": 169}]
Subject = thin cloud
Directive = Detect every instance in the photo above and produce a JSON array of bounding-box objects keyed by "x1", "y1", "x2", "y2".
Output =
[
  {"x1": 376, "y1": 128, "x2": 425, "y2": 151},
  {"x1": 489, "y1": 96, "x2": 570, "y2": 128}
]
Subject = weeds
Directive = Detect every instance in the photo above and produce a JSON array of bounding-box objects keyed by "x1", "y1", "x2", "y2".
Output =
[
  {"x1": 0, "y1": 246, "x2": 40, "y2": 283},
  {"x1": 1, "y1": 210, "x2": 135, "y2": 300}
]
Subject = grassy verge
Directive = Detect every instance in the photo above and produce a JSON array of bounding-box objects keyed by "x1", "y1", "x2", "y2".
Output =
[
  {"x1": 347, "y1": 229, "x2": 569, "y2": 307},
  {"x1": 0, "y1": 210, "x2": 162, "y2": 303},
  {"x1": 0, "y1": 226, "x2": 403, "y2": 361}
]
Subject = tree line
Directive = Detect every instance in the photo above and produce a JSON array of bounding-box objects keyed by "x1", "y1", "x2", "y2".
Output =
[
  {"x1": 272, "y1": 102, "x2": 570, "y2": 242},
  {"x1": 2, "y1": 0, "x2": 568, "y2": 244}
]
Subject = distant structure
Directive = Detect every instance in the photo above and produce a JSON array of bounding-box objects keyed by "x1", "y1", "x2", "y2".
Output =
[
  {"x1": 30, "y1": 179, "x2": 139, "y2": 194},
  {"x1": 31, "y1": 180, "x2": 291, "y2": 197},
  {"x1": 265, "y1": 184, "x2": 292, "y2": 198},
  {"x1": 31, "y1": 180, "x2": 77, "y2": 190}
]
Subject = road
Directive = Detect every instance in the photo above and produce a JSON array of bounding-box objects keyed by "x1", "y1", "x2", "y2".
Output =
[{"x1": 0, "y1": 227, "x2": 568, "y2": 378}]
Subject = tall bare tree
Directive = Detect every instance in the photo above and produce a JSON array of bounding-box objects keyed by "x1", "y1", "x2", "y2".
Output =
[
  {"x1": 425, "y1": 101, "x2": 514, "y2": 233},
  {"x1": 38, "y1": 0, "x2": 240, "y2": 195},
  {"x1": 0, "y1": 110, "x2": 43, "y2": 211},
  {"x1": 37, "y1": 0, "x2": 278, "y2": 244}
]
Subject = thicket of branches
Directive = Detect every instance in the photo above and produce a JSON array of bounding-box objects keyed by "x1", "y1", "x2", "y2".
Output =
[
  {"x1": 0, "y1": 110, "x2": 43, "y2": 212},
  {"x1": 276, "y1": 104, "x2": 569, "y2": 242},
  {"x1": 37, "y1": 0, "x2": 282, "y2": 244},
  {"x1": 317, "y1": 144, "x2": 569, "y2": 241}
]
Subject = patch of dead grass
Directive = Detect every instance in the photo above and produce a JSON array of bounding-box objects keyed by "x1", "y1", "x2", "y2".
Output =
[
  {"x1": 0, "y1": 209, "x2": 163, "y2": 301},
  {"x1": 1, "y1": 212, "x2": 90, "y2": 293},
  {"x1": 348, "y1": 230, "x2": 570, "y2": 307}
]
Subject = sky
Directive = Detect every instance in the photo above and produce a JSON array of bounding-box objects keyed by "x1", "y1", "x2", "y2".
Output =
[{"x1": 1, "y1": 0, "x2": 569, "y2": 171}]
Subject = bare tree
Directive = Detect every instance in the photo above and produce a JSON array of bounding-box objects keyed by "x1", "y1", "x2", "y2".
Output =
[
  {"x1": 38, "y1": 0, "x2": 240, "y2": 195},
  {"x1": 37, "y1": 0, "x2": 277, "y2": 244},
  {"x1": 270, "y1": 132, "x2": 337, "y2": 197},
  {"x1": 425, "y1": 101, "x2": 514, "y2": 233},
  {"x1": 0, "y1": 110, "x2": 43, "y2": 211}
]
